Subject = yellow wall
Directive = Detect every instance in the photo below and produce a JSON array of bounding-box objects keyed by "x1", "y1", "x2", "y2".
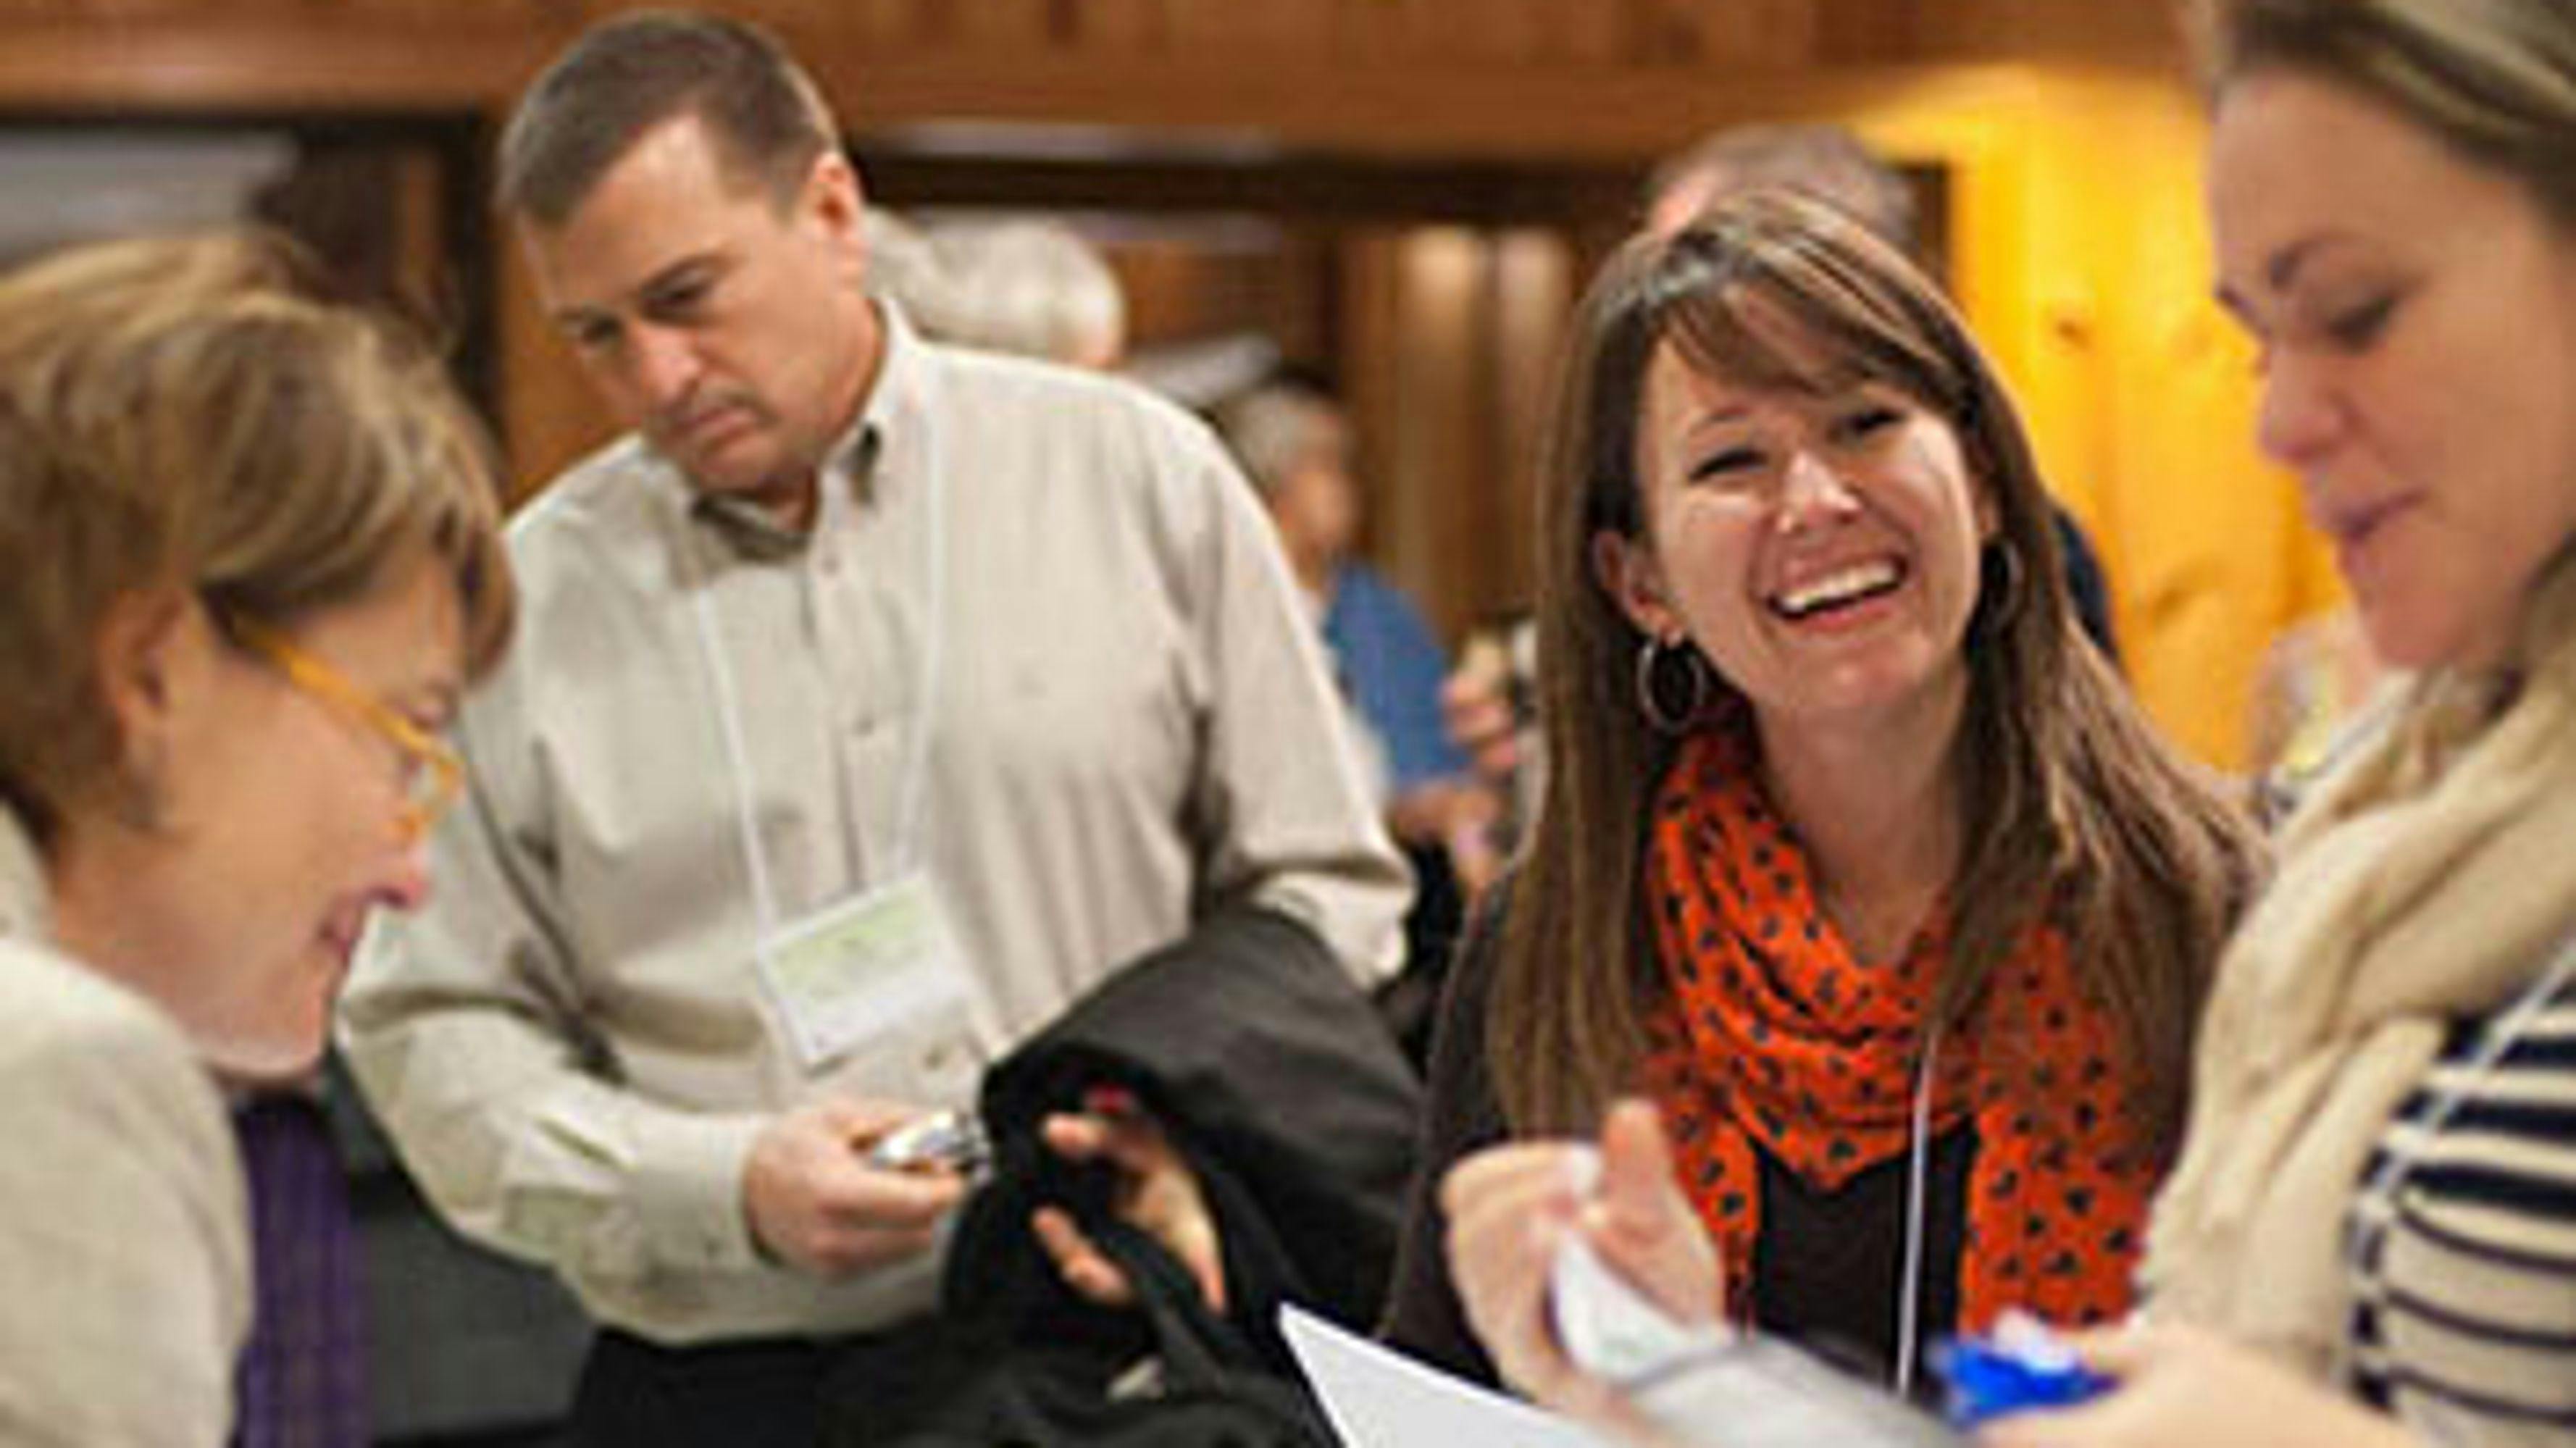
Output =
[{"x1": 1847, "y1": 68, "x2": 2343, "y2": 769}]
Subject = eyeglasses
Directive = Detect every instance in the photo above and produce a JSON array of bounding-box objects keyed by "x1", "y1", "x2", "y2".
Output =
[{"x1": 225, "y1": 615, "x2": 464, "y2": 844}]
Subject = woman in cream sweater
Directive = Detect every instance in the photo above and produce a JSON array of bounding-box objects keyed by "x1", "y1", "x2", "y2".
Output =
[{"x1": 0, "y1": 232, "x2": 513, "y2": 1446}]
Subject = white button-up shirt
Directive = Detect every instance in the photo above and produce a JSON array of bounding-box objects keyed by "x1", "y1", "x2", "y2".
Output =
[{"x1": 342, "y1": 310, "x2": 1408, "y2": 1343}]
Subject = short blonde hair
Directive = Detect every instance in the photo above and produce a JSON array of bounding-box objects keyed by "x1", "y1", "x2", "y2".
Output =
[
  {"x1": 0, "y1": 230, "x2": 514, "y2": 843},
  {"x1": 2194, "y1": 0, "x2": 2575, "y2": 222}
]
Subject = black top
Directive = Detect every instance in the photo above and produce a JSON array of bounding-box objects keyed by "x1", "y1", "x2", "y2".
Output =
[{"x1": 1377, "y1": 906, "x2": 1973, "y2": 1391}]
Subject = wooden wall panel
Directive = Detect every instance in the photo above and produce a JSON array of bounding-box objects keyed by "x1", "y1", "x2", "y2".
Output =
[
  {"x1": 1481, "y1": 227, "x2": 1573, "y2": 621},
  {"x1": 1164, "y1": 0, "x2": 1331, "y2": 55},
  {"x1": 1442, "y1": 0, "x2": 1564, "y2": 64},
  {"x1": 1897, "y1": 0, "x2": 2188, "y2": 66},
  {"x1": 1076, "y1": 0, "x2": 1171, "y2": 51},
  {"x1": 0, "y1": 0, "x2": 2320, "y2": 765},
  {"x1": 1638, "y1": 0, "x2": 1820, "y2": 68},
  {"x1": 0, "y1": 0, "x2": 2192, "y2": 76},
  {"x1": 949, "y1": 0, "x2": 1051, "y2": 50},
  {"x1": 494, "y1": 235, "x2": 619, "y2": 505}
]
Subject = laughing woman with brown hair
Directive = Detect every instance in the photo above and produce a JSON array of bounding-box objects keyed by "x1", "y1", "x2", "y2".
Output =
[{"x1": 1384, "y1": 189, "x2": 2264, "y2": 1396}]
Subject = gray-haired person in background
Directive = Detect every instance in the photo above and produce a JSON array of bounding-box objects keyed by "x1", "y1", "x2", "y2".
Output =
[{"x1": 913, "y1": 217, "x2": 1129, "y2": 370}]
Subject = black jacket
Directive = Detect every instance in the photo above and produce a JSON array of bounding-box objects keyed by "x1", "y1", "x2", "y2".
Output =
[{"x1": 978, "y1": 903, "x2": 1423, "y2": 1334}]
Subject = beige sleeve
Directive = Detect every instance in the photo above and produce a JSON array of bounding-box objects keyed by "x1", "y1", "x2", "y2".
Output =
[
  {"x1": 0, "y1": 993, "x2": 246, "y2": 1447},
  {"x1": 1177, "y1": 421, "x2": 1413, "y2": 984},
  {"x1": 338, "y1": 656, "x2": 772, "y2": 1294}
]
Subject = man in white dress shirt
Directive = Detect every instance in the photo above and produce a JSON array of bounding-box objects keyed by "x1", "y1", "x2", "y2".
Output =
[{"x1": 340, "y1": 12, "x2": 1408, "y2": 1441}]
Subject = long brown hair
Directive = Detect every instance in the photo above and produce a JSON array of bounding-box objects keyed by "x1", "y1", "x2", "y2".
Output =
[{"x1": 1489, "y1": 192, "x2": 2264, "y2": 1157}]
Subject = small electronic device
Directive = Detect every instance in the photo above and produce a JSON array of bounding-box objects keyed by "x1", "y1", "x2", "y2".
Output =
[
  {"x1": 863, "y1": 1109, "x2": 991, "y2": 1179},
  {"x1": 1932, "y1": 1313, "x2": 2112, "y2": 1428},
  {"x1": 1548, "y1": 1231, "x2": 1964, "y2": 1447}
]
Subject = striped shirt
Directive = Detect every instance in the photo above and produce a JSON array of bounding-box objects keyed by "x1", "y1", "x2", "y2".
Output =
[{"x1": 2347, "y1": 969, "x2": 2576, "y2": 1446}]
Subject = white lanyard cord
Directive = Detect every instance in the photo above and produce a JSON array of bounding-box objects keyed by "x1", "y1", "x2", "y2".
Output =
[
  {"x1": 683, "y1": 422, "x2": 947, "y2": 953},
  {"x1": 1895, "y1": 1021, "x2": 1940, "y2": 1399}
]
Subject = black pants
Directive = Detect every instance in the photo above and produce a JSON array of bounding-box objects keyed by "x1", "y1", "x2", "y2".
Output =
[
  {"x1": 569, "y1": 1330, "x2": 827, "y2": 1448},
  {"x1": 569, "y1": 1321, "x2": 965, "y2": 1447}
]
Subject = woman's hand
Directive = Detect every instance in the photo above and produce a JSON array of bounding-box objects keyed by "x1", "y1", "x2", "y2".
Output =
[
  {"x1": 1979, "y1": 1322, "x2": 2415, "y2": 1448},
  {"x1": 1441, "y1": 1100, "x2": 1722, "y2": 1441},
  {"x1": 1031, "y1": 1089, "x2": 1226, "y2": 1312}
]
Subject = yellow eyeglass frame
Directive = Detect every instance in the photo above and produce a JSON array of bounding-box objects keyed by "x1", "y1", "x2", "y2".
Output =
[{"x1": 225, "y1": 614, "x2": 464, "y2": 843}]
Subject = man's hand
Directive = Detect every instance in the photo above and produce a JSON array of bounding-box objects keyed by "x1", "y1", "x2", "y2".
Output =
[
  {"x1": 743, "y1": 1100, "x2": 969, "y2": 1278},
  {"x1": 1030, "y1": 1090, "x2": 1226, "y2": 1312}
]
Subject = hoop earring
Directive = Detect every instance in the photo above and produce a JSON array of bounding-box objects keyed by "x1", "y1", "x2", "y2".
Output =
[
  {"x1": 1978, "y1": 541, "x2": 2027, "y2": 635},
  {"x1": 1634, "y1": 633, "x2": 1712, "y2": 735}
]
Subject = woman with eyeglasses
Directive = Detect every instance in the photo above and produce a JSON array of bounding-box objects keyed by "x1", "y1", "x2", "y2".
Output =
[{"x1": 0, "y1": 231, "x2": 513, "y2": 1445}]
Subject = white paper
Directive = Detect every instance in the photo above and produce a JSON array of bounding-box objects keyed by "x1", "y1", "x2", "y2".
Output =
[
  {"x1": 1621, "y1": 1336, "x2": 1966, "y2": 1447},
  {"x1": 1280, "y1": 1305, "x2": 1619, "y2": 1448},
  {"x1": 1280, "y1": 1304, "x2": 1965, "y2": 1448}
]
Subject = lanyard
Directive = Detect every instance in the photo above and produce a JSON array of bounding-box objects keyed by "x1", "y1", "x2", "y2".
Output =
[
  {"x1": 1894, "y1": 1024, "x2": 1941, "y2": 1399},
  {"x1": 683, "y1": 422, "x2": 948, "y2": 948}
]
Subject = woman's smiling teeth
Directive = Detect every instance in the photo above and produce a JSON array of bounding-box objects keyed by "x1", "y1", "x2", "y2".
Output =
[{"x1": 1769, "y1": 558, "x2": 1906, "y2": 620}]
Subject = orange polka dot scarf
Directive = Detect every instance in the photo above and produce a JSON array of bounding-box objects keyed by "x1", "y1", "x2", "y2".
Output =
[{"x1": 1638, "y1": 726, "x2": 2153, "y2": 1334}]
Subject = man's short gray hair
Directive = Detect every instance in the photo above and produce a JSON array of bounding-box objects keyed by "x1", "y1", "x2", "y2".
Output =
[{"x1": 497, "y1": 9, "x2": 840, "y2": 227}]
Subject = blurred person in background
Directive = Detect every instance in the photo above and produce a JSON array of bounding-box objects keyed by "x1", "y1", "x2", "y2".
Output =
[
  {"x1": 858, "y1": 204, "x2": 945, "y2": 328},
  {"x1": 909, "y1": 216, "x2": 1128, "y2": 371},
  {"x1": 0, "y1": 230, "x2": 512, "y2": 1446},
  {"x1": 1216, "y1": 377, "x2": 1498, "y2": 1045},
  {"x1": 1642, "y1": 122, "x2": 1923, "y2": 251}
]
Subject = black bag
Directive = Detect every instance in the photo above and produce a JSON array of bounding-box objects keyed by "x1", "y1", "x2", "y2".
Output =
[
  {"x1": 824, "y1": 908, "x2": 1405, "y2": 1445},
  {"x1": 821, "y1": 1137, "x2": 1334, "y2": 1448}
]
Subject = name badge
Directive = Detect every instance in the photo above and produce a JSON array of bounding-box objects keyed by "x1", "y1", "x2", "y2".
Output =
[{"x1": 755, "y1": 873, "x2": 977, "y2": 1077}]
